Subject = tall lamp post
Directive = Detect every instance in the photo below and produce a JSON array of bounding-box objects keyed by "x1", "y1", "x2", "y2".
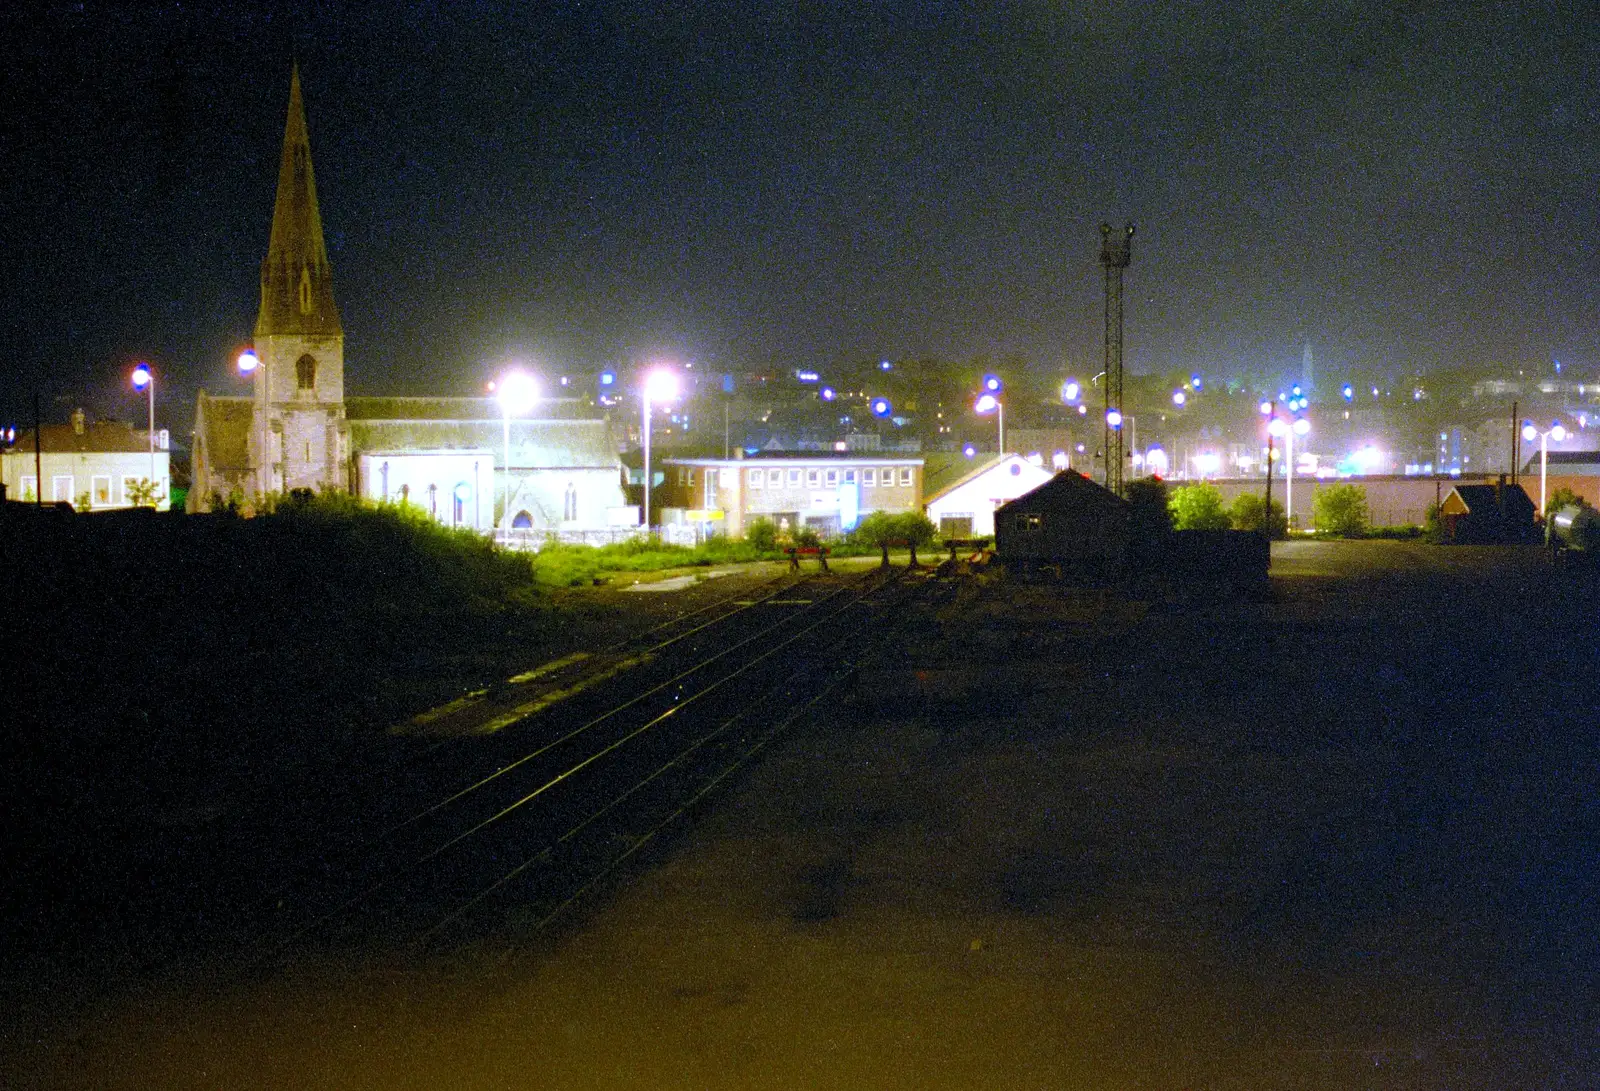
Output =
[
  {"x1": 131, "y1": 362, "x2": 157, "y2": 505},
  {"x1": 494, "y1": 370, "x2": 539, "y2": 536},
  {"x1": 641, "y1": 367, "x2": 680, "y2": 532},
  {"x1": 1275, "y1": 416, "x2": 1310, "y2": 530},
  {"x1": 1522, "y1": 419, "x2": 1566, "y2": 515},
  {"x1": 976, "y1": 374, "x2": 1004, "y2": 455}
]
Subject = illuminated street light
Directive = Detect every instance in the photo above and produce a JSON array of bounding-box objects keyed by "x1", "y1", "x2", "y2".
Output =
[
  {"x1": 1172, "y1": 389, "x2": 1187, "y2": 407},
  {"x1": 982, "y1": 374, "x2": 1003, "y2": 394},
  {"x1": 1522, "y1": 419, "x2": 1566, "y2": 515},
  {"x1": 870, "y1": 397, "x2": 892, "y2": 418},
  {"x1": 237, "y1": 348, "x2": 259, "y2": 376},
  {"x1": 1107, "y1": 408, "x2": 1123, "y2": 429},
  {"x1": 642, "y1": 367, "x2": 680, "y2": 531},
  {"x1": 974, "y1": 391, "x2": 1004, "y2": 454},
  {"x1": 1061, "y1": 379, "x2": 1081, "y2": 404},
  {"x1": 494, "y1": 369, "x2": 540, "y2": 533},
  {"x1": 130, "y1": 362, "x2": 157, "y2": 505}
]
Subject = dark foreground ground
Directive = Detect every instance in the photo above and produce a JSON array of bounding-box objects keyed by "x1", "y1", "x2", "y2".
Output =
[{"x1": 6, "y1": 540, "x2": 1599, "y2": 1089}]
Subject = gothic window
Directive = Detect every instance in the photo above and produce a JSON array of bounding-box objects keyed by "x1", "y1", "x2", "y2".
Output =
[
  {"x1": 563, "y1": 482, "x2": 579, "y2": 522},
  {"x1": 298, "y1": 266, "x2": 313, "y2": 313},
  {"x1": 296, "y1": 354, "x2": 317, "y2": 391}
]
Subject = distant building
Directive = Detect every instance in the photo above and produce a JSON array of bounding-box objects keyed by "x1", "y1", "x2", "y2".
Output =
[
  {"x1": 189, "y1": 67, "x2": 623, "y2": 532},
  {"x1": 658, "y1": 453, "x2": 923, "y2": 537},
  {"x1": 2, "y1": 409, "x2": 171, "y2": 510},
  {"x1": 922, "y1": 453, "x2": 1055, "y2": 538},
  {"x1": 1440, "y1": 480, "x2": 1537, "y2": 543},
  {"x1": 993, "y1": 471, "x2": 1130, "y2": 572}
]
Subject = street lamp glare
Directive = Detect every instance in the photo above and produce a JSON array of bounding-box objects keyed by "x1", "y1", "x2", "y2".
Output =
[
  {"x1": 496, "y1": 369, "x2": 540, "y2": 416},
  {"x1": 1293, "y1": 417, "x2": 1311, "y2": 436},
  {"x1": 237, "y1": 349, "x2": 259, "y2": 375},
  {"x1": 1552, "y1": 423, "x2": 1567, "y2": 443},
  {"x1": 974, "y1": 393, "x2": 999, "y2": 414},
  {"x1": 644, "y1": 368, "x2": 680, "y2": 403},
  {"x1": 132, "y1": 363, "x2": 152, "y2": 391},
  {"x1": 1106, "y1": 409, "x2": 1123, "y2": 429},
  {"x1": 1523, "y1": 424, "x2": 1538, "y2": 443},
  {"x1": 1259, "y1": 400, "x2": 1273, "y2": 416}
]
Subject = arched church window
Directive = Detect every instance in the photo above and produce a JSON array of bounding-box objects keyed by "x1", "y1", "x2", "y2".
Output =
[
  {"x1": 512, "y1": 511, "x2": 533, "y2": 529},
  {"x1": 296, "y1": 354, "x2": 317, "y2": 391},
  {"x1": 564, "y1": 482, "x2": 578, "y2": 522}
]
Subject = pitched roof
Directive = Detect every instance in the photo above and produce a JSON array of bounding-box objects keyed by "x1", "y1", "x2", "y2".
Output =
[
  {"x1": 1445, "y1": 483, "x2": 1535, "y2": 519},
  {"x1": 9, "y1": 419, "x2": 154, "y2": 454},
  {"x1": 921, "y1": 451, "x2": 994, "y2": 498},
  {"x1": 347, "y1": 406, "x2": 619, "y2": 470},
  {"x1": 256, "y1": 65, "x2": 341, "y2": 339},
  {"x1": 193, "y1": 393, "x2": 253, "y2": 471},
  {"x1": 994, "y1": 470, "x2": 1129, "y2": 517}
]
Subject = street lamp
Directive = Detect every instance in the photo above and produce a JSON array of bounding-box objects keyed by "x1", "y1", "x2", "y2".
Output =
[
  {"x1": 237, "y1": 348, "x2": 259, "y2": 376},
  {"x1": 1522, "y1": 419, "x2": 1566, "y2": 515},
  {"x1": 1269, "y1": 416, "x2": 1311, "y2": 530},
  {"x1": 494, "y1": 369, "x2": 539, "y2": 534},
  {"x1": 974, "y1": 392, "x2": 1004, "y2": 455},
  {"x1": 642, "y1": 367, "x2": 680, "y2": 532},
  {"x1": 131, "y1": 362, "x2": 157, "y2": 505}
]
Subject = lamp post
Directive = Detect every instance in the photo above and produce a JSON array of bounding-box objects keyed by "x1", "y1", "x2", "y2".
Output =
[
  {"x1": 1522, "y1": 419, "x2": 1566, "y2": 515},
  {"x1": 974, "y1": 393, "x2": 1004, "y2": 455},
  {"x1": 642, "y1": 367, "x2": 680, "y2": 532},
  {"x1": 1277, "y1": 416, "x2": 1310, "y2": 530},
  {"x1": 494, "y1": 370, "x2": 539, "y2": 536},
  {"x1": 131, "y1": 362, "x2": 156, "y2": 505}
]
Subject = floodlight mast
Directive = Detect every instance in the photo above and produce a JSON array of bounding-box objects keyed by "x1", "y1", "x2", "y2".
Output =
[{"x1": 1100, "y1": 222, "x2": 1134, "y2": 495}]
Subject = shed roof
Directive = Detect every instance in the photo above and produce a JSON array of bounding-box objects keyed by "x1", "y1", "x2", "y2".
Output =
[
  {"x1": 1443, "y1": 483, "x2": 1535, "y2": 520},
  {"x1": 994, "y1": 470, "x2": 1129, "y2": 517}
]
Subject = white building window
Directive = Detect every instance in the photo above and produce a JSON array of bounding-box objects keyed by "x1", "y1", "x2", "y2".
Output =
[
  {"x1": 768, "y1": 468, "x2": 781, "y2": 486},
  {"x1": 52, "y1": 475, "x2": 73, "y2": 502},
  {"x1": 863, "y1": 468, "x2": 876, "y2": 486},
  {"x1": 899, "y1": 467, "x2": 913, "y2": 486},
  {"x1": 749, "y1": 468, "x2": 763, "y2": 487},
  {"x1": 825, "y1": 469, "x2": 838, "y2": 486},
  {"x1": 806, "y1": 468, "x2": 821, "y2": 487},
  {"x1": 844, "y1": 468, "x2": 857, "y2": 484},
  {"x1": 788, "y1": 469, "x2": 801, "y2": 485},
  {"x1": 92, "y1": 475, "x2": 112, "y2": 506}
]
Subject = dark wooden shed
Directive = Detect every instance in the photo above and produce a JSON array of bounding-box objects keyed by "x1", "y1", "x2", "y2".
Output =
[
  {"x1": 1440, "y1": 478, "x2": 1537, "y2": 543},
  {"x1": 993, "y1": 471, "x2": 1130, "y2": 573}
]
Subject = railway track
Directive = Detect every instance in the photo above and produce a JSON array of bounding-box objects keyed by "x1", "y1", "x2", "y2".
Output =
[{"x1": 245, "y1": 564, "x2": 927, "y2": 962}]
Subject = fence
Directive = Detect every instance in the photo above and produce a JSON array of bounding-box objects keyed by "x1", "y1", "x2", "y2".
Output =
[{"x1": 494, "y1": 524, "x2": 701, "y2": 552}]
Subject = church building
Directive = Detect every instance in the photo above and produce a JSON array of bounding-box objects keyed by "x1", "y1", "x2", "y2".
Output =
[{"x1": 190, "y1": 68, "x2": 626, "y2": 533}]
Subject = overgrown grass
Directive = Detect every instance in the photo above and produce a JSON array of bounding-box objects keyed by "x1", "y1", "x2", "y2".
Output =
[{"x1": 528, "y1": 535, "x2": 768, "y2": 586}]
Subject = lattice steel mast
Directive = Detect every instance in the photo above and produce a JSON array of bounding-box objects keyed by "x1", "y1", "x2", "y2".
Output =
[{"x1": 1099, "y1": 222, "x2": 1134, "y2": 495}]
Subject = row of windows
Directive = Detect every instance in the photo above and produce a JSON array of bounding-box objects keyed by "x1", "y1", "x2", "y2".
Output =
[
  {"x1": 19, "y1": 474, "x2": 157, "y2": 505},
  {"x1": 748, "y1": 466, "x2": 913, "y2": 489}
]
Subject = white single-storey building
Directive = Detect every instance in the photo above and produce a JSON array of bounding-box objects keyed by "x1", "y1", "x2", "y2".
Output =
[{"x1": 923, "y1": 453, "x2": 1056, "y2": 538}]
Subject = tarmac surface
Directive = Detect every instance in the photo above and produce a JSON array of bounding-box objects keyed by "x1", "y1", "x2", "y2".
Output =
[{"x1": 7, "y1": 540, "x2": 1598, "y2": 1089}]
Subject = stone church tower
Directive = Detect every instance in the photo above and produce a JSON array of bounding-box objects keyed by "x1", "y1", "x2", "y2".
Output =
[{"x1": 248, "y1": 65, "x2": 347, "y2": 496}]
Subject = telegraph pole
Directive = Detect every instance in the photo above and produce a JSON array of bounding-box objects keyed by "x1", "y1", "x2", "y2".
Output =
[{"x1": 1099, "y1": 223, "x2": 1134, "y2": 495}]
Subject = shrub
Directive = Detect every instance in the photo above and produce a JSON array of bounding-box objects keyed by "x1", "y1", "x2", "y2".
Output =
[
  {"x1": 1168, "y1": 484, "x2": 1231, "y2": 531},
  {"x1": 795, "y1": 526, "x2": 822, "y2": 549},
  {"x1": 1547, "y1": 486, "x2": 1584, "y2": 515},
  {"x1": 1126, "y1": 477, "x2": 1173, "y2": 541},
  {"x1": 746, "y1": 517, "x2": 779, "y2": 553},
  {"x1": 1230, "y1": 493, "x2": 1287, "y2": 538},
  {"x1": 1313, "y1": 483, "x2": 1369, "y2": 538}
]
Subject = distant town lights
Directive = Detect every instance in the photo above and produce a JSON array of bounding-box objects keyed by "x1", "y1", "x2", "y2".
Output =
[
  {"x1": 870, "y1": 397, "x2": 892, "y2": 418},
  {"x1": 982, "y1": 374, "x2": 1003, "y2": 393},
  {"x1": 1061, "y1": 379, "x2": 1081, "y2": 403},
  {"x1": 1172, "y1": 390, "x2": 1187, "y2": 407}
]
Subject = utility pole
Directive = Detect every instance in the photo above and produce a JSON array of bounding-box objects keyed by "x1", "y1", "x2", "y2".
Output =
[
  {"x1": 1099, "y1": 222, "x2": 1134, "y2": 495},
  {"x1": 1510, "y1": 400, "x2": 1519, "y2": 483}
]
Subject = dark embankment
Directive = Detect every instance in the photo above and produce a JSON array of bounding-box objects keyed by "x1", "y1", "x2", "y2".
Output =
[{"x1": 0, "y1": 496, "x2": 557, "y2": 966}]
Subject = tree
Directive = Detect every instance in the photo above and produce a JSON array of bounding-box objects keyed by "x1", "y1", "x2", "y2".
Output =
[
  {"x1": 126, "y1": 477, "x2": 160, "y2": 507},
  {"x1": 851, "y1": 511, "x2": 901, "y2": 566},
  {"x1": 745, "y1": 517, "x2": 779, "y2": 553},
  {"x1": 1546, "y1": 486, "x2": 1585, "y2": 516},
  {"x1": 893, "y1": 512, "x2": 937, "y2": 566},
  {"x1": 1312, "y1": 483, "x2": 1369, "y2": 537},
  {"x1": 1231, "y1": 493, "x2": 1288, "y2": 538},
  {"x1": 1168, "y1": 483, "x2": 1231, "y2": 531},
  {"x1": 1126, "y1": 477, "x2": 1173, "y2": 541}
]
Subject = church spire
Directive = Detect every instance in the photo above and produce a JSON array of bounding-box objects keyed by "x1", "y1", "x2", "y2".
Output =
[{"x1": 256, "y1": 64, "x2": 341, "y2": 339}]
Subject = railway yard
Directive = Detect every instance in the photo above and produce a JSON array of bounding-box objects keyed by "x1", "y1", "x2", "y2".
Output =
[{"x1": 6, "y1": 541, "x2": 1600, "y2": 1088}]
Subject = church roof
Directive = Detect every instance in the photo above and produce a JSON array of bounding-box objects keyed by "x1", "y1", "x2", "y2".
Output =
[
  {"x1": 256, "y1": 65, "x2": 341, "y2": 340},
  {"x1": 193, "y1": 394, "x2": 254, "y2": 471},
  {"x1": 346, "y1": 398, "x2": 619, "y2": 469}
]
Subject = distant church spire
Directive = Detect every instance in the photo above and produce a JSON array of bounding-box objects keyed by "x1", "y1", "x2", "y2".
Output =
[{"x1": 256, "y1": 64, "x2": 341, "y2": 339}]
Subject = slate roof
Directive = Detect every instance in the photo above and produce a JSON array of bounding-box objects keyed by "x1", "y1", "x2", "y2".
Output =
[
  {"x1": 1445, "y1": 483, "x2": 1535, "y2": 520},
  {"x1": 920, "y1": 451, "x2": 995, "y2": 499},
  {"x1": 194, "y1": 393, "x2": 254, "y2": 471},
  {"x1": 10, "y1": 419, "x2": 154, "y2": 454},
  {"x1": 994, "y1": 470, "x2": 1130, "y2": 517}
]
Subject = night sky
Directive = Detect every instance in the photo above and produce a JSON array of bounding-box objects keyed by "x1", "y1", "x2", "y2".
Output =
[{"x1": 3, "y1": 1, "x2": 1599, "y2": 434}]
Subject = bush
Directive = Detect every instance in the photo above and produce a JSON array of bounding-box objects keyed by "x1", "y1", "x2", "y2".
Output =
[
  {"x1": 1547, "y1": 486, "x2": 1584, "y2": 515},
  {"x1": 795, "y1": 526, "x2": 822, "y2": 549},
  {"x1": 1126, "y1": 477, "x2": 1173, "y2": 542},
  {"x1": 1313, "y1": 483, "x2": 1369, "y2": 537},
  {"x1": 1230, "y1": 493, "x2": 1288, "y2": 538},
  {"x1": 1168, "y1": 484, "x2": 1231, "y2": 531},
  {"x1": 746, "y1": 517, "x2": 779, "y2": 553}
]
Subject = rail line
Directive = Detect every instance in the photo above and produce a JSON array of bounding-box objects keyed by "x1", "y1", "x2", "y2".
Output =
[{"x1": 254, "y1": 565, "x2": 922, "y2": 959}]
